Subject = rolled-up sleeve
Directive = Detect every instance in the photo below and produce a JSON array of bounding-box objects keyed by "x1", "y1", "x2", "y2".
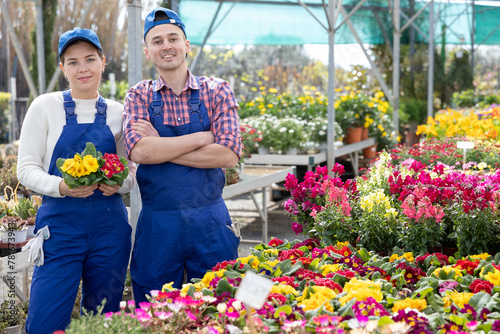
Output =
[
  {"x1": 209, "y1": 80, "x2": 242, "y2": 157},
  {"x1": 123, "y1": 81, "x2": 152, "y2": 157}
]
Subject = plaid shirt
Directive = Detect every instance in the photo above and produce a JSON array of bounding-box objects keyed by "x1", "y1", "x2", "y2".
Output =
[{"x1": 123, "y1": 72, "x2": 241, "y2": 157}]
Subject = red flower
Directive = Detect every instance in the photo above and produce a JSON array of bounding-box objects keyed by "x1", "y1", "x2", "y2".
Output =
[
  {"x1": 297, "y1": 257, "x2": 312, "y2": 268},
  {"x1": 469, "y1": 279, "x2": 494, "y2": 294},
  {"x1": 278, "y1": 249, "x2": 305, "y2": 262},
  {"x1": 272, "y1": 276, "x2": 297, "y2": 288},
  {"x1": 454, "y1": 259, "x2": 480, "y2": 275},
  {"x1": 309, "y1": 278, "x2": 343, "y2": 293},
  {"x1": 100, "y1": 164, "x2": 114, "y2": 178},
  {"x1": 268, "y1": 238, "x2": 284, "y2": 247},
  {"x1": 293, "y1": 268, "x2": 323, "y2": 280},
  {"x1": 267, "y1": 292, "x2": 287, "y2": 306}
]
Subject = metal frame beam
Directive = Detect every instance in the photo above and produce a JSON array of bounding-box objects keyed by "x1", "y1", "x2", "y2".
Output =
[
  {"x1": 0, "y1": 0, "x2": 38, "y2": 97},
  {"x1": 46, "y1": 0, "x2": 96, "y2": 93}
]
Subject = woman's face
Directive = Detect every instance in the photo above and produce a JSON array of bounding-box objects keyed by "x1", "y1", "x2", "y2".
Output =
[{"x1": 60, "y1": 41, "x2": 104, "y2": 99}]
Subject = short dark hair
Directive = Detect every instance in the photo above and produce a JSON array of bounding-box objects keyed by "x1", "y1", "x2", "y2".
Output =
[{"x1": 155, "y1": 11, "x2": 169, "y2": 22}]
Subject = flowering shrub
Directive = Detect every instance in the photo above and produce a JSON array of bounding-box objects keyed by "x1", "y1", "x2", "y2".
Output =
[
  {"x1": 66, "y1": 239, "x2": 500, "y2": 333},
  {"x1": 334, "y1": 87, "x2": 398, "y2": 150},
  {"x1": 239, "y1": 87, "x2": 343, "y2": 151},
  {"x1": 56, "y1": 142, "x2": 128, "y2": 188},
  {"x1": 389, "y1": 137, "x2": 500, "y2": 171},
  {"x1": 239, "y1": 123, "x2": 263, "y2": 162},
  {"x1": 284, "y1": 151, "x2": 500, "y2": 255},
  {"x1": 417, "y1": 106, "x2": 500, "y2": 140},
  {"x1": 244, "y1": 115, "x2": 307, "y2": 153},
  {"x1": 283, "y1": 164, "x2": 350, "y2": 237}
]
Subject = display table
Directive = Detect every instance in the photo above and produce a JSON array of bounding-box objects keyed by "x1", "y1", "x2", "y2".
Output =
[
  {"x1": 223, "y1": 165, "x2": 295, "y2": 244},
  {"x1": 245, "y1": 138, "x2": 376, "y2": 175}
]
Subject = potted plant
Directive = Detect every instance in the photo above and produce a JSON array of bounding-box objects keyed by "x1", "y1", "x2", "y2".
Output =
[
  {"x1": 11, "y1": 196, "x2": 40, "y2": 238},
  {"x1": 334, "y1": 89, "x2": 368, "y2": 143},
  {"x1": 0, "y1": 300, "x2": 26, "y2": 334},
  {"x1": 0, "y1": 216, "x2": 27, "y2": 243}
]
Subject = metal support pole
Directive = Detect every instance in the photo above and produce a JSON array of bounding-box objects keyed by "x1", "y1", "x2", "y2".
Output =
[
  {"x1": 427, "y1": 0, "x2": 434, "y2": 118},
  {"x1": 189, "y1": 1, "x2": 223, "y2": 74},
  {"x1": 127, "y1": 0, "x2": 143, "y2": 238},
  {"x1": 35, "y1": 0, "x2": 46, "y2": 93},
  {"x1": 392, "y1": 0, "x2": 400, "y2": 133},
  {"x1": 327, "y1": 0, "x2": 336, "y2": 175},
  {"x1": 0, "y1": 0, "x2": 38, "y2": 97},
  {"x1": 9, "y1": 77, "x2": 17, "y2": 143},
  {"x1": 470, "y1": 0, "x2": 475, "y2": 81}
]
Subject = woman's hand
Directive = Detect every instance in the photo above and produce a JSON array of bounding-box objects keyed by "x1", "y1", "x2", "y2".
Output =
[
  {"x1": 59, "y1": 180, "x2": 98, "y2": 198},
  {"x1": 132, "y1": 119, "x2": 159, "y2": 137},
  {"x1": 97, "y1": 183, "x2": 121, "y2": 196}
]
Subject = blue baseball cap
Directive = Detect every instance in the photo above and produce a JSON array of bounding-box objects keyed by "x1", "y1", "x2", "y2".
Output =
[
  {"x1": 58, "y1": 27, "x2": 102, "y2": 58},
  {"x1": 144, "y1": 8, "x2": 186, "y2": 41}
]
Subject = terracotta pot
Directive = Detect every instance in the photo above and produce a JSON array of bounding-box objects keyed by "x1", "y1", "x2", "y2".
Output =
[
  {"x1": 345, "y1": 127, "x2": 363, "y2": 144},
  {"x1": 361, "y1": 127, "x2": 369, "y2": 140},
  {"x1": 362, "y1": 144, "x2": 378, "y2": 159}
]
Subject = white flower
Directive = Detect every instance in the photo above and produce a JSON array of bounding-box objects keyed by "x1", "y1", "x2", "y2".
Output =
[{"x1": 279, "y1": 127, "x2": 287, "y2": 133}]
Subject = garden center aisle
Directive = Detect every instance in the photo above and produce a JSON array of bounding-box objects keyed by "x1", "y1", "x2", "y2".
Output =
[{"x1": 225, "y1": 187, "x2": 306, "y2": 257}]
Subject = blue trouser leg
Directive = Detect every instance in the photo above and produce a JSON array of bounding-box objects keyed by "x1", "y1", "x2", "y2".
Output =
[
  {"x1": 131, "y1": 200, "x2": 239, "y2": 304},
  {"x1": 26, "y1": 197, "x2": 131, "y2": 333},
  {"x1": 26, "y1": 268, "x2": 81, "y2": 334}
]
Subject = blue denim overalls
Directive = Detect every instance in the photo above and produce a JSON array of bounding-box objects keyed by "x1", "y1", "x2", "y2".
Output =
[
  {"x1": 26, "y1": 91, "x2": 132, "y2": 334},
  {"x1": 130, "y1": 80, "x2": 239, "y2": 303}
]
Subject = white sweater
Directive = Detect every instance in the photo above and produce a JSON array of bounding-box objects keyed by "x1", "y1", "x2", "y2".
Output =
[{"x1": 17, "y1": 91, "x2": 137, "y2": 198}]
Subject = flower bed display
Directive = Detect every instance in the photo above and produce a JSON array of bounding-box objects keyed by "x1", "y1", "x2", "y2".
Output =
[
  {"x1": 283, "y1": 153, "x2": 500, "y2": 255},
  {"x1": 65, "y1": 239, "x2": 500, "y2": 333},
  {"x1": 238, "y1": 86, "x2": 398, "y2": 153},
  {"x1": 416, "y1": 106, "x2": 500, "y2": 141}
]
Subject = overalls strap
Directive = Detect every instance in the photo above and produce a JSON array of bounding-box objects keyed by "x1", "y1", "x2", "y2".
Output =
[
  {"x1": 63, "y1": 90, "x2": 77, "y2": 124},
  {"x1": 148, "y1": 78, "x2": 203, "y2": 125},
  {"x1": 94, "y1": 96, "x2": 107, "y2": 124}
]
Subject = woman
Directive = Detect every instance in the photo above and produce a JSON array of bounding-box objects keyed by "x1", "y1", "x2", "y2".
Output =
[{"x1": 17, "y1": 28, "x2": 136, "y2": 334}]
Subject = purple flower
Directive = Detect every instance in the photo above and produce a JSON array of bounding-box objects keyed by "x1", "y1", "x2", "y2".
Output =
[{"x1": 291, "y1": 222, "x2": 303, "y2": 234}]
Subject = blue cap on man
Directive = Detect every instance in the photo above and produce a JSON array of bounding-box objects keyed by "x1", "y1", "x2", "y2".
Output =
[
  {"x1": 58, "y1": 27, "x2": 102, "y2": 58},
  {"x1": 143, "y1": 8, "x2": 187, "y2": 41}
]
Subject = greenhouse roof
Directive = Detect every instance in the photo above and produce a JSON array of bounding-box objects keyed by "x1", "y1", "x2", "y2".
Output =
[{"x1": 178, "y1": 0, "x2": 500, "y2": 45}]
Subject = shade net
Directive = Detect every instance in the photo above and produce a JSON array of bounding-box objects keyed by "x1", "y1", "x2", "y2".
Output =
[{"x1": 178, "y1": 0, "x2": 500, "y2": 45}]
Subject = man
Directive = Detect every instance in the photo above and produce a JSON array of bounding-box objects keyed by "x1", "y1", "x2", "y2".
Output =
[{"x1": 123, "y1": 8, "x2": 241, "y2": 303}]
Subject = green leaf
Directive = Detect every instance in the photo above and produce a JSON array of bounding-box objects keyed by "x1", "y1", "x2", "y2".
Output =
[
  {"x1": 468, "y1": 292, "x2": 490, "y2": 310},
  {"x1": 273, "y1": 305, "x2": 293, "y2": 318},
  {"x1": 81, "y1": 142, "x2": 98, "y2": 157},
  {"x1": 215, "y1": 278, "x2": 233, "y2": 297}
]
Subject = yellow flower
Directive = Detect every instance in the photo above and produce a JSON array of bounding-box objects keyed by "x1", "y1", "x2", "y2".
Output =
[
  {"x1": 339, "y1": 278, "x2": 383, "y2": 306},
  {"x1": 470, "y1": 253, "x2": 490, "y2": 261},
  {"x1": 270, "y1": 284, "x2": 298, "y2": 296},
  {"x1": 482, "y1": 268, "x2": 500, "y2": 286},
  {"x1": 162, "y1": 282, "x2": 175, "y2": 292},
  {"x1": 269, "y1": 88, "x2": 278, "y2": 93},
  {"x1": 82, "y1": 155, "x2": 99, "y2": 173},
  {"x1": 433, "y1": 266, "x2": 463, "y2": 278},
  {"x1": 445, "y1": 291, "x2": 474, "y2": 309},
  {"x1": 61, "y1": 158, "x2": 76, "y2": 173},
  {"x1": 344, "y1": 86, "x2": 351, "y2": 91},
  {"x1": 296, "y1": 286, "x2": 336, "y2": 312},
  {"x1": 319, "y1": 263, "x2": 342, "y2": 276},
  {"x1": 392, "y1": 298, "x2": 427, "y2": 313},
  {"x1": 76, "y1": 163, "x2": 89, "y2": 177},
  {"x1": 238, "y1": 255, "x2": 260, "y2": 269}
]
